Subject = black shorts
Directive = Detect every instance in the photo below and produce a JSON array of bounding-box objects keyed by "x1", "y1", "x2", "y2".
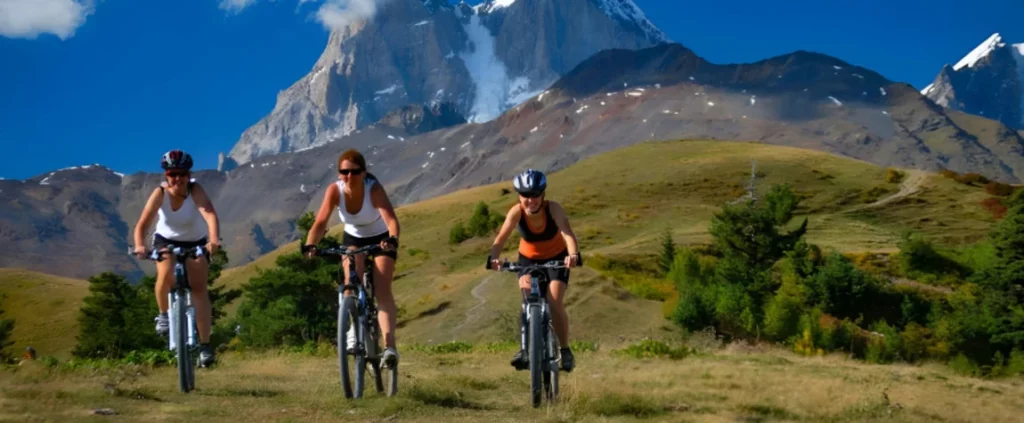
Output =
[
  {"x1": 518, "y1": 250, "x2": 570, "y2": 285},
  {"x1": 153, "y1": 234, "x2": 208, "y2": 261},
  {"x1": 342, "y1": 231, "x2": 398, "y2": 260}
]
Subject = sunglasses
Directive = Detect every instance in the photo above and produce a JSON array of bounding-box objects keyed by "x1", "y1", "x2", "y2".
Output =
[
  {"x1": 165, "y1": 172, "x2": 188, "y2": 178},
  {"x1": 519, "y1": 192, "x2": 543, "y2": 198},
  {"x1": 338, "y1": 168, "x2": 364, "y2": 176}
]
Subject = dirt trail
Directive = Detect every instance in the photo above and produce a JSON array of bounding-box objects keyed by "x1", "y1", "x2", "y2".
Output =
[
  {"x1": 453, "y1": 275, "x2": 496, "y2": 333},
  {"x1": 844, "y1": 170, "x2": 927, "y2": 213}
]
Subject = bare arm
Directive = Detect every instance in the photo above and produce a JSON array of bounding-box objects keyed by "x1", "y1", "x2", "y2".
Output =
[
  {"x1": 370, "y1": 182, "x2": 400, "y2": 240},
  {"x1": 548, "y1": 201, "x2": 580, "y2": 257},
  {"x1": 133, "y1": 188, "x2": 163, "y2": 252},
  {"x1": 306, "y1": 183, "x2": 339, "y2": 247},
  {"x1": 488, "y1": 205, "x2": 522, "y2": 261},
  {"x1": 191, "y1": 183, "x2": 221, "y2": 245}
]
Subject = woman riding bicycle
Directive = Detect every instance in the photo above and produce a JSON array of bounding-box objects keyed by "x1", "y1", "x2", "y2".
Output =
[
  {"x1": 133, "y1": 149, "x2": 221, "y2": 367},
  {"x1": 303, "y1": 148, "x2": 401, "y2": 368},
  {"x1": 488, "y1": 169, "x2": 581, "y2": 372}
]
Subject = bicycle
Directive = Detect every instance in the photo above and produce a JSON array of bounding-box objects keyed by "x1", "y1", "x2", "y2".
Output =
[
  {"x1": 128, "y1": 244, "x2": 207, "y2": 393},
  {"x1": 494, "y1": 257, "x2": 581, "y2": 408},
  {"x1": 306, "y1": 243, "x2": 398, "y2": 399}
]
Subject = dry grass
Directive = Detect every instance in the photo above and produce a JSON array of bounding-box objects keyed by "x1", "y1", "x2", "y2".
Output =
[{"x1": 4, "y1": 345, "x2": 1024, "y2": 422}]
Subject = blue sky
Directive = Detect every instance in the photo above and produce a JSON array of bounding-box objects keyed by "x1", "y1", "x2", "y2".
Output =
[{"x1": 1, "y1": 0, "x2": 1022, "y2": 179}]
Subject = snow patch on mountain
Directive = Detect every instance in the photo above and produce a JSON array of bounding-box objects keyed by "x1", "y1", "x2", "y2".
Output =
[
  {"x1": 954, "y1": 33, "x2": 1005, "y2": 71},
  {"x1": 459, "y1": 13, "x2": 539, "y2": 122}
]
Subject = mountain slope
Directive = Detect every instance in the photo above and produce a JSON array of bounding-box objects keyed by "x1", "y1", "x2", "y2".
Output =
[
  {"x1": 225, "y1": 0, "x2": 668, "y2": 165},
  {"x1": 217, "y1": 140, "x2": 1001, "y2": 338},
  {"x1": 5, "y1": 42, "x2": 1024, "y2": 279},
  {"x1": 922, "y1": 32, "x2": 1024, "y2": 130}
]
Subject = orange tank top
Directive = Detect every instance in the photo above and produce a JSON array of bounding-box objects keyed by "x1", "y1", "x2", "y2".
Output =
[{"x1": 517, "y1": 202, "x2": 567, "y2": 260}]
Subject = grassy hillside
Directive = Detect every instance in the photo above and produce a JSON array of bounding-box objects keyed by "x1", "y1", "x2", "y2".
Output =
[
  {"x1": 0, "y1": 269, "x2": 88, "y2": 359},
  {"x1": 216, "y1": 139, "x2": 999, "y2": 345},
  {"x1": 4, "y1": 344, "x2": 1024, "y2": 422},
  {"x1": 1, "y1": 140, "x2": 1005, "y2": 356}
]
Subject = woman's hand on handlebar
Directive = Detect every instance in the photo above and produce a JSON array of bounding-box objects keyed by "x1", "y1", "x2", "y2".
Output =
[
  {"x1": 301, "y1": 244, "x2": 317, "y2": 259},
  {"x1": 564, "y1": 252, "x2": 581, "y2": 268}
]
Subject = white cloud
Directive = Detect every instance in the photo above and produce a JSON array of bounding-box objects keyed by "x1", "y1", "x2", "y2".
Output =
[
  {"x1": 218, "y1": 0, "x2": 261, "y2": 14},
  {"x1": 0, "y1": 0, "x2": 94, "y2": 40},
  {"x1": 315, "y1": 0, "x2": 385, "y2": 31}
]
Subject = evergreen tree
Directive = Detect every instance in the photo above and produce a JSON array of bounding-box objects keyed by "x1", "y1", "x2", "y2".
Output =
[
  {"x1": 73, "y1": 272, "x2": 161, "y2": 358},
  {"x1": 0, "y1": 297, "x2": 14, "y2": 363},
  {"x1": 658, "y1": 227, "x2": 675, "y2": 275}
]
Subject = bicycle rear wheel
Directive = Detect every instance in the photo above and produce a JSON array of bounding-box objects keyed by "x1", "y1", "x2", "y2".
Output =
[{"x1": 528, "y1": 305, "x2": 543, "y2": 408}]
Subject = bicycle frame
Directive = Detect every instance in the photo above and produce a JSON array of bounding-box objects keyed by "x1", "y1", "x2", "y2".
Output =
[
  {"x1": 336, "y1": 246, "x2": 378, "y2": 359},
  {"x1": 313, "y1": 243, "x2": 397, "y2": 398},
  {"x1": 167, "y1": 247, "x2": 199, "y2": 351}
]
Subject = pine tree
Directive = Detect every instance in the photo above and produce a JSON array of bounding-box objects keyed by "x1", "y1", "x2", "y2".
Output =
[
  {"x1": 73, "y1": 272, "x2": 161, "y2": 358},
  {"x1": 658, "y1": 227, "x2": 675, "y2": 275},
  {"x1": 0, "y1": 298, "x2": 14, "y2": 363}
]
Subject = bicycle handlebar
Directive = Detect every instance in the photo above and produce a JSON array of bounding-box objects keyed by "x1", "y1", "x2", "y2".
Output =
[
  {"x1": 127, "y1": 245, "x2": 207, "y2": 262},
  {"x1": 305, "y1": 243, "x2": 388, "y2": 257}
]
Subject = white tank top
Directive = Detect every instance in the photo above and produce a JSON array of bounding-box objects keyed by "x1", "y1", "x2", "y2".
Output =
[
  {"x1": 336, "y1": 179, "x2": 389, "y2": 238},
  {"x1": 154, "y1": 183, "x2": 207, "y2": 242}
]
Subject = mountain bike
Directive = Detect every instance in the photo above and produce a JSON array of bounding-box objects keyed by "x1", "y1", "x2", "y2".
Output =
[
  {"x1": 129, "y1": 244, "x2": 207, "y2": 393},
  {"x1": 495, "y1": 258, "x2": 581, "y2": 408},
  {"x1": 308, "y1": 244, "x2": 398, "y2": 399}
]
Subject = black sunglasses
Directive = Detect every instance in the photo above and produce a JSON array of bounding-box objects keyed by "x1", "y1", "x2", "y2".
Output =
[
  {"x1": 338, "y1": 168, "x2": 364, "y2": 175},
  {"x1": 519, "y1": 191, "x2": 543, "y2": 198}
]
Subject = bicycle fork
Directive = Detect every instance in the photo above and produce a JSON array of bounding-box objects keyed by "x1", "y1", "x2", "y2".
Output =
[{"x1": 168, "y1": 265, "x2": 197, "y2": 350}]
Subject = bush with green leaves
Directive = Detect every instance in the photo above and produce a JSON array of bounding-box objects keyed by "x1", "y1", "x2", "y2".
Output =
[
  {"x1": 0, "y1": 298, "x2": 14, "y2": 363},
  {"x1": 232, "y1": 211, "x2": 345, "y2": 348},
  {"x1": 72, "y1": 272, "x2": 163, "y2": 359},
  {"x1": 450, "y1": 202, "x2": 504, "y2": 245}
]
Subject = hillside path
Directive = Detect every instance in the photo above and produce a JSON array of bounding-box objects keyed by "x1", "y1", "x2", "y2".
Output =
[{"x1": 844, "y1": 170, "x2": 927, "y2": 213}]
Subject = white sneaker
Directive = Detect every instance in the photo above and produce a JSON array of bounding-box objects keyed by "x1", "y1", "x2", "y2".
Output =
[{"x1": 346, "y1": 325, "x2": 357, "y2": 351}]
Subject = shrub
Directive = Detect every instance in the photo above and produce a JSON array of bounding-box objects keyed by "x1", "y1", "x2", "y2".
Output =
[
  {"x1": 980, "y1": 198, "x2": 1007, "y2": 219},
  {"x1": 885, "y1": 168, "x2": 905, "y2": 184},
  {"x1": 984, "y1": 181, "x2": 1014, "y2": 197},
  {"x1": 449, "y1": 221, "x2": 470, "y2": 244},
  {"x1": 615, "y1": 339, "x2": 689, "y2": 360},
  {"x1": 957, "y1": 173, "x2": 990, "y2": 186}
]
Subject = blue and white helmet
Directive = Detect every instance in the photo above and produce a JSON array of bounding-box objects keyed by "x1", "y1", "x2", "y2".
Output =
[{"x1": 513, "y1": 169, "x2": 547, "y2": 196}]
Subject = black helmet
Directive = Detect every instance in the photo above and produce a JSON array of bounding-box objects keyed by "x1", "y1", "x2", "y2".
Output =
[
  {"x1": 161, "y1": 150, "x2": 193, "y2": 171},
  {"x1": 513, "y1": 169, "x2": 547, "y2": 196}
]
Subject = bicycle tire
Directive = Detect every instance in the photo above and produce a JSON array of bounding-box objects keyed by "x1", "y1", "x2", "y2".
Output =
[
  {"x1": 175, "y1": 290, "x2": 191, "y2": 393},
  {"x1": 528, "y1": 305, "x2": 543, "y2": 408},
  {"x1": 338, "y1": 295, "x2": 357, "y2": 398},
  {"x1": 545, "y1": 322, "x2": 559, "y2": 402}
]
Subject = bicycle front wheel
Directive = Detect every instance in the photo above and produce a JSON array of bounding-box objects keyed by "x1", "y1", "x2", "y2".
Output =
[
  {"x1": 174, "y1": 290, "x2": 192, "y2": 393},
  {"x1": 545, "y1": 322, "x2": 559, "y2": 402},
  {"x1": 338, "y1": 295, "x2": 365, "y2": 399},
  {"x1": 528, "y1": 305, "x2": 543, "y2": 408}
]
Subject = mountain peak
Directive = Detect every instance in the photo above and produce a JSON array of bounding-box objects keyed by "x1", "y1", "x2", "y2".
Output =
[
  {"x1": 922, "y1": 32, "x2": 1024, "y2": 129},
  {"x1": 953, "y1": 32, "x2": 1006, "y2": 71},
  {"x1": 593, "y1": 0, "x2": 670, "y2": 44}
]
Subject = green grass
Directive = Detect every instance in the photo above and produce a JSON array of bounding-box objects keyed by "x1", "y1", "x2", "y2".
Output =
[
  {"x1": 210, "y1": 140, "x2": 1004, "y2": 347},
  {"x1": 0, "y1": 269, "x2": 88, "y2": 359},
  {"x1": 2, "y1": 140, "x2": 1005, "y2": 360}
]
